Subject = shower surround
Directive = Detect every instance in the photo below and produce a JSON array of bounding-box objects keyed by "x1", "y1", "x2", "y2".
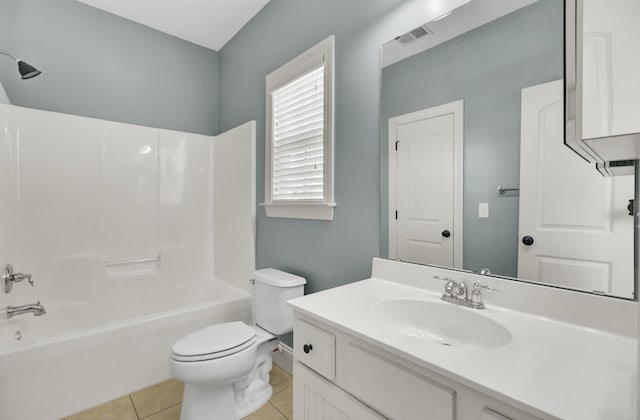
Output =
[{"x1": 0, "y1": 104, "x2": 256, "y2": 420}]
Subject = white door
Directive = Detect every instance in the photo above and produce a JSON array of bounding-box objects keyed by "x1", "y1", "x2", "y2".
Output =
[
  {"x1": 389, "y1": 101, "x2": 463, "y2": 268},
  {"x1": 518, "y1": 80, "x2": 634, "y2": 298}
]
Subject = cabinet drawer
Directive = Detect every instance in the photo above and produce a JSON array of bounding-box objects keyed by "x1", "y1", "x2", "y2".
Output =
[
  {"x1": 346, "y1": 344, "x2": 456, "y2": 420},
  {"x1": 294, "y1": 319, "x2": 336, "y2": 380}
]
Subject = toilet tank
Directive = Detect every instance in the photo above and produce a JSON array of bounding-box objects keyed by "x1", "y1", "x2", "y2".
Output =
[{"x1": 254, "y1": 268, "x2": 306, "y2": 335}]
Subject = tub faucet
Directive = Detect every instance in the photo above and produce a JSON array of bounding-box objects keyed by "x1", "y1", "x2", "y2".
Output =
[{"x1": 2, "y1": 301, "x2": 46, "y2": 319}]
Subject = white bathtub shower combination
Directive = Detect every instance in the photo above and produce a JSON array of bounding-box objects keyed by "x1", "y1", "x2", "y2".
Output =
[{"x1": 0, "y1": 104, "x2": 256, "y2": 420}]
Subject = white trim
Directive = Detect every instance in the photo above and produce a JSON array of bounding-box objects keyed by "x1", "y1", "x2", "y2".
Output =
[
  {"x1": 264, "y1": 35, "x2": 335, "y2": 220},
  {"x1": 272, "y1": 342, "x2": 294, "y2": 375},
  {"x1": 388, "y1": 100, "x2": 464, "y2": 269},
  {"x1": 261, "y1": 202, "x2": 335, "y2": 221}
]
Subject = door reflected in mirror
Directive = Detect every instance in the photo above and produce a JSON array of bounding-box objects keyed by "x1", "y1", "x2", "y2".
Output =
[{"x1": 380, "y1": 0, "x2": 635, "y2": 299}]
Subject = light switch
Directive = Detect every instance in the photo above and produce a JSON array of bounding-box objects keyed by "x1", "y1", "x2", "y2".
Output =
[{"x1": 479, "y1": 202, "x2": 489, "y2": 218}]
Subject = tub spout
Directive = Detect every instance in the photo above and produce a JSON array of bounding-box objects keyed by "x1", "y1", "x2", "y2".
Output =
[{"x1": 3, "y1": 301, "x2": 46, "y2": 319}]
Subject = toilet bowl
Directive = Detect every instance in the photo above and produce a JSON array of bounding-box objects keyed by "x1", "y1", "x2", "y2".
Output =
[{"x1": 170, "y1": 269, "x2": 306, "y2": 420}]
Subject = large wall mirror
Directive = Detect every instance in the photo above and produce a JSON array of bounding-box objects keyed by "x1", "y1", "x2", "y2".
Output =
[{"x1": 380, "y1": 0, "x2": 636, "y2": 299}]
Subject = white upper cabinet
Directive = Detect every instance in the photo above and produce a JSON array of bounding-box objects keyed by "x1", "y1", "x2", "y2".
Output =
[{"x1": 565, "y1": 0, "x2": 640, "y2": 162}]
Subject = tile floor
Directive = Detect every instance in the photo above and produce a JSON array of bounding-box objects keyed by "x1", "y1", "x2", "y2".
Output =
[{"x1": 64, "y1": 365, "x2": 293, "y2": 420}]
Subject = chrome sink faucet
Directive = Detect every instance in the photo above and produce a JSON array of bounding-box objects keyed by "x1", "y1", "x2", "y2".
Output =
[
  {"x1": 434, "y1": 276, "x2": 498, "y2": 309},
  {"x1": 453, "y1": 281, "x2": 468, "y2": 301},
  {"x1": 1, "y1": 301, "x2": 47, "y2": 319},
  {"x1": 479, "y1": 268, "x2": 492, "y2": 276}
]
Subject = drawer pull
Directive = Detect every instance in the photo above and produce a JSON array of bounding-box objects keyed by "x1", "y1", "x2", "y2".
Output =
[{"x1": 303, "y1": 344, "x2": 313, "y2": 354}]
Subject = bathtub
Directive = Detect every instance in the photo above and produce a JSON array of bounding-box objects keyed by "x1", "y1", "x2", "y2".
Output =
[
  {"x1": 0, "y1": 279, "x2": 252, "y2": 420},
  {"x1": 0, "y1": 106, "x2": 257, "y2": 419}
]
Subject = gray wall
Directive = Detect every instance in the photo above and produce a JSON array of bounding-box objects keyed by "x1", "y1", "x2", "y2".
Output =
[
  {"x1": 0, "y1": 0, "x2": 8, "y2": 94},
  {"x1": 381, "y1": 0, "x2": 564, "y2": 277},
  {"x1": 218, "y1": 0, "x2": 415, "y2": 338},
  {"x1": 0, "y1": 0, "x2": 219, "y2": 135},
  {"x1": 0, "y1": 0, "x2": 565, "y2": 336}
]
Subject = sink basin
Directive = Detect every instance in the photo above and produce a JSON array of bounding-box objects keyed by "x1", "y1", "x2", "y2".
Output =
[{"x1": 372, "y1": 299, "x2": 512, "y2": 348}]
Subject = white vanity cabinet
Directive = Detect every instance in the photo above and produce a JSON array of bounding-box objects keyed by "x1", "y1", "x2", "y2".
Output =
[
  {"x1": 565, "y1": 0, "x2": 640, "y2": 162},
  {"x1": 292, "y1": 314, "x2": 548, "y2": 420}
]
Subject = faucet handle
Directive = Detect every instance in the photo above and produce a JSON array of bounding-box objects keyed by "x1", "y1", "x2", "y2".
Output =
[
  {"x1": 473, "y1": 282, "x2": 499, "y2": 292},
  {"x1": 433, "y1": 276, "x2": 457, "y2": 297},
  {"x1": 3, "y1": 265, "x2": 34, "y2": 293},
  {"x1": 13, "y1": 273, "x2": 33, "y2": 286},
  {"x1": 469, "y1": 282, "x2": 497, "y2": 309}
]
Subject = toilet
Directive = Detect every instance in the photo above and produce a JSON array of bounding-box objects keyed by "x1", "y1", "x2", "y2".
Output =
[{"x1": 170, "y1": 268, "x2": 306, "y2": 420}]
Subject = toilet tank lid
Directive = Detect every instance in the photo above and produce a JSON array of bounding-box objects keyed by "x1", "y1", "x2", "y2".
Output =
[{"x1": 254, "y1": 268, "x2": 306, "y2": 287}]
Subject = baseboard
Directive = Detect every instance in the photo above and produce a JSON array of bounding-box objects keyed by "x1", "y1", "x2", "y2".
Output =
[{"x1": 272, "y1": 342, "x2": 294, "y2": 375}]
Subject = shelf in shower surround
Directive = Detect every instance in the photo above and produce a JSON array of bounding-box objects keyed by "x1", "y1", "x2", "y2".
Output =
[{"x1": 105, "y1": 254, "x2": 161, "y2": 267}]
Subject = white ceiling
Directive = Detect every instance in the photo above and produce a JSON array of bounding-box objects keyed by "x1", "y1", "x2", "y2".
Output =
[
  {"x1": 382, "y1": 0, "x2": 538, "y2": 68},
  {"x1": 75, "y1": 0, "x2": 271, "y2": 51}
]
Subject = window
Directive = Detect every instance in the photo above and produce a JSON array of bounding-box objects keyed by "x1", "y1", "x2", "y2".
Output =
[{"x1": 263, "y1": 35, "x2": 335, "y2": 220}]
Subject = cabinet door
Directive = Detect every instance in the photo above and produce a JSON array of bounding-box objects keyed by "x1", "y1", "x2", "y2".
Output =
[
  {"x1": 481, "y1": 407, "x2": 512, "y2": 420},
  {"x1": 345, "y1": 344, "x2": 456, "y2": 420},
  {"x1": 293, "y1": 362, "x2": 385, "y2": 420},
  {"x1": 565, "y1": 0, "x2": 640, "y2": 162}
]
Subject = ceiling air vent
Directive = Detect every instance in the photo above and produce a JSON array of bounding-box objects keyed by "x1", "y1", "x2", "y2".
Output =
[{"x1": 396, "y1": 25, "x2": 433, "y2": 44}]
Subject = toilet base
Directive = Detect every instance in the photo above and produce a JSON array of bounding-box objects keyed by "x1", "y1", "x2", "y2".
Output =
[
  {"x1": 235, "y1": 334, "x2": 277, "y2": 418},
  {"x1": 181, "y1": 383, "x2": 236, "y2": 420},
  {"x1": 178, "y1": 371, "x2": 275, "y2": 420},
  {"x1": 236, "y1": 384, "x2": 273, "y2": 418}
]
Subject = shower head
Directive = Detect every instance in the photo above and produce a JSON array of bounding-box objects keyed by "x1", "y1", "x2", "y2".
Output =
[
  {"x1": 0, "y1": 50, "x2": 42, "y2": 80},
  {"x1": 17, "y1": 60, "x2": 41, "y2": 79}
]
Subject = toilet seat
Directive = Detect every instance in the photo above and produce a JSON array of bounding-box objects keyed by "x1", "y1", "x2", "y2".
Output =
[{"x1": 171, "y1": 321, "x2": 257, "y2": 362}]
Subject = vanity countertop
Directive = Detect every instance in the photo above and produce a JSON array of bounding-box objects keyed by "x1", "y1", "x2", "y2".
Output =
[{"x1": 289, "y1": 273, "x2": 637, "y2": 420}]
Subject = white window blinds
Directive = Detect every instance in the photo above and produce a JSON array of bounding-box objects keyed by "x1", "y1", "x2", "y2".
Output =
[{"x1": 271, "y1": 65, "x2": 325, "y2": 202}]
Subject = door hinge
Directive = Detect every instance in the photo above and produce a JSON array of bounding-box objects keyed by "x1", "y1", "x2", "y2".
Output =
[{"x1": 395, "y1": 140, "x2": 399, "y2": 151}]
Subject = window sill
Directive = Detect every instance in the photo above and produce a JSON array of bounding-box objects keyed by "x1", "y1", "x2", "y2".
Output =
[{"x1": 261, "y1": 202, "x2": 336, "y2": 221}]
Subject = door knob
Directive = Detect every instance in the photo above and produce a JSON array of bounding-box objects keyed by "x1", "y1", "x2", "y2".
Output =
[
  {"x1": 303, "y1": 344, "x2": 313, "y2": 354},
  {"x1": 522, "y1": 236, "x2": 534, "y2": 246},
  {"x1": 441, "y1": 230, "x2": 451, "y2": 238}
]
